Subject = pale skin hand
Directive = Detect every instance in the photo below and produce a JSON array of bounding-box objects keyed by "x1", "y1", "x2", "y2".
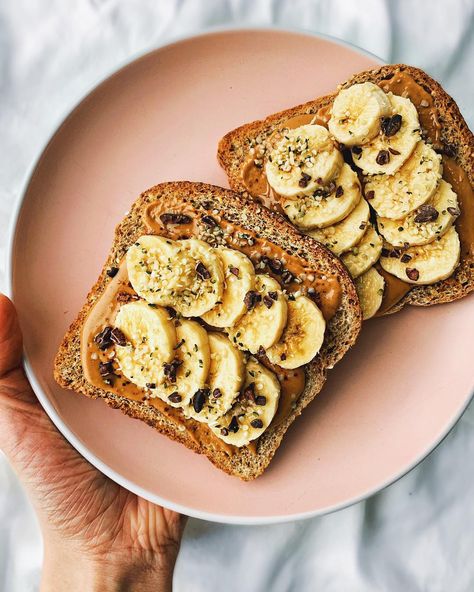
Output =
[{"x1": 0, "y1": 294, "x2": 186, "y2": 591}]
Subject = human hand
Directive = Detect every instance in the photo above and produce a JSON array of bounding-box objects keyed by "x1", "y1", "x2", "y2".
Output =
[{"x1": 0, "y1": 294, "x2": 186, "y2": 591}]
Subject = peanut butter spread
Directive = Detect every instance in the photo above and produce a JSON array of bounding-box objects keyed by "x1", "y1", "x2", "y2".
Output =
[
  {"x1": 81, "y1": 197, "x2": 341, "y2": 455},
  {"x1": 241, "y1": 70, "x2": 473, "y2": 314}
]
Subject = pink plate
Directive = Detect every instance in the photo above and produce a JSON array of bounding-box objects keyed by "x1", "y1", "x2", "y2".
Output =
[{"x1": 8, "y1": 29, "x2": 474, "y2": 523}]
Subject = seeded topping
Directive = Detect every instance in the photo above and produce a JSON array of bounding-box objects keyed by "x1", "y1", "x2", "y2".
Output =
[
  {"x1": 400, "y1": 253, "x2": 412, "y2": 263},
  {"x1": 195, "y1": 261, "x2": 211, "y2": 280},
  {"x1": 192, "y1": 388, "x2": 209, "y2": 413},
  {"x1": 250, "y1": 419, "x2": 263, "y2": 429},
  {"x1": 146, "y1": 382, "x2": 157, "y2": 389},
  {"x1": 365, "y1": 190, "x2": 375, "y2": 200},
  {"x1": 160, "y1": 213, "x2": 192, "y2": 225},
  {"x1": 335, "y1": 186, "x2": 344, "y2": 198},
  {"x1": 163, "y1": 358, "x2": 183, "y2": 382},
  {"x1": 173, "y1": 338, "x2": 185, "y2": 350},
  {"x1": 201, "y1": 214, "x2": 217, "y2": 227},
  {"x1": 376, "y1": 150, "x2": 390, "y2": 165},
  {"x1": 106, "y1": 266, "x2": 119, "y2": 278},
  {"x1": 263, "y1": 295, "x2": 274, "y2": 309},
  {"x1": 381, "y1": 114, "x2": 402, "y2": 136},
  {"x1": 228, "y1": 416, "x2": 239, "y2": 433},
  {"x1": 406, "y1": 267, "x2": 420, "y2": 281},
  {"x1": 110, "y1": 327, "x2": 128, "y2": 346},
  {"x1": 244, "y1": 290, "x2": 262, "y2": 310},
  {"x1": 255, "y1": 395, "x2": 267, "y2": 406},
  {"x1": 299, "y1": 172, "x2": 312, "y2": 188},
  {"x1": 414, "y1": 204, "x2": 439, "y2": 224},
  {"x1": 95, "y1": 326, "x2": 113, "y2": 350},
  {"x1": 229, "y1": 266, "x2": 240, "y2": 277}
]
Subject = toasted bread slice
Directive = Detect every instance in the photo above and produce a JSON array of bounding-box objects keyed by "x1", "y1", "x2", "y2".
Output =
[
  {"x1": 54, "y1": 182, "x2": 361, "y2": 480},
  {"x1": 217, "y1": 64, "x2": 474, "y2": 314}
]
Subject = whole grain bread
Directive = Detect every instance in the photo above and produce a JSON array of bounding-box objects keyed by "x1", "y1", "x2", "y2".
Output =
[
  {"x1": 54, "y1": 181, "x2": 361, "y2": 480},
  {"x1": 217, "y1": 64, "x2": 474, "y2": 313}
]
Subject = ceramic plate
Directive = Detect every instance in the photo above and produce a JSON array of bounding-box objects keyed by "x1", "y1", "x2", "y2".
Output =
[{"x1": 8, "y1": 28, "x2": 474, "y2": 524}]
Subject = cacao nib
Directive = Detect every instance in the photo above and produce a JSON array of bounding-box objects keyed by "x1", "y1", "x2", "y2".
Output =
[
  {"x1": 196, "y1": 261, "x2": 211, "y2": 280},
  {"x1": 381, "y1": 114, "x2": 402, "y2": 137},
  {"x1": 414, "y1": 205, "x2": 439, "y2": 223},
  {"x1": 160, "y1": 213, "x2": 192, "y2": 225},
  {"x1": 406, "y1": 268, "x2": 420, "y2": 281},
  {"x1": 244, "y1": 290, "x2": 262, "y2": 310}
]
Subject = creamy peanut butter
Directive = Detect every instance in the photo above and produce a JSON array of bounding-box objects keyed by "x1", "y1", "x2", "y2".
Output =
[
  {"x1": 81, "y1": 196, "x2": 342, "y2": 456},
  {"x1": 241, "y1": 70, "x2": 473, "y2": 315}
]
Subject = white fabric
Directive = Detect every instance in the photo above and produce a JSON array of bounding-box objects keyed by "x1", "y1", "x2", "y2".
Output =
[{"x1": 1, "y1": 1, "x2": 473, "y2": 590}]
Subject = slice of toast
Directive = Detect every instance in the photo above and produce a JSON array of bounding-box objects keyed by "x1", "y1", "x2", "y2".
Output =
[
  {"x1": 54, "y1": 182, "x2": 361, "y2": 480},
  {"x1": 217, "y1": 64, "x2": 474, "y2": 314}
]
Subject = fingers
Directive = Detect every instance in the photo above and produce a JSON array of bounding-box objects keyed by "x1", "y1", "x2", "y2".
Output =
[{"x1": 0, "y1": 294, "x2": 23, "y2": 379}]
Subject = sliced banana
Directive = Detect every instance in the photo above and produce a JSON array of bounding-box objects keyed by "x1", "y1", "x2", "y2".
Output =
[
  {"x1": 127, "y1": 235, "x2": 184, "y2": 306},
  {"x1": 355, "y1": 94, "x2": 421, "y2": 175},
  {"x1": 328, "y1": 82, "x2": 392, "y2": 146},
  {"x1": 282, "y1": 163, "x2": 361, "y2": 230},
  {"x1": 364, "y1": 141, "x2": 443, "y2": 219},
  {"x1": 172, "y1": 239, "x2": 224, "y2": 317},
  {"x1": 265, "y1": 124, "x2": 344, "y2": 198},
  {"x1": 113, "y1": 301, "x2": 176, "y2": 388},
  {"x1": 210, "y1": 359, "x2": 280, "y2": 447},
  {"x1": 355, "y1": 267, "x2": 385, "y2": 320},
  {"x1": 377, "y1": 180, "x2": 459, "y2": 247},
  {"x1": 380, "y1": 226, "x2": 460, "y2": 285},
  {"x1": 187, "y1": 333, "x2": 245, "y2": 424},
  {"x1": 341, "y1": 225, "x2": 383, "y2": 278},
  {"x1": 227, "y1": 274, "x2": 287, "y2": 354},
  {"x1": 201, "y1": 248, "x2": 255, "y2": 328},
  {"x1": 266, "y1": 296, "x2": 325, "y2": 369},
  {"x1": 306, "y1": 198, "x2": 370, "y2": 255},
  {"x1": 154, "y1": 319, "x2": 210, "y2": 408}
]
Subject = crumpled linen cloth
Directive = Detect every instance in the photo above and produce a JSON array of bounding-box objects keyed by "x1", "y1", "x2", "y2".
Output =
[{"x1": 0, "y1": 1, "x2": 473, "y2": 590}]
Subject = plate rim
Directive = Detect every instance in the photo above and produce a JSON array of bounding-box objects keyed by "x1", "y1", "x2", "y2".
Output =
[{"x1": 5, "y1": 25, "x2": 473, "y2": 525}]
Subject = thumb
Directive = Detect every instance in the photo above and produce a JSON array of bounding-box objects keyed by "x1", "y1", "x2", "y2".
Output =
[
  {"x1": 0, "y1": 294, "x2": 24, "y2": 379},
  {"x1": 0, "y1": 294, "x2": 44, "y2": 458}
]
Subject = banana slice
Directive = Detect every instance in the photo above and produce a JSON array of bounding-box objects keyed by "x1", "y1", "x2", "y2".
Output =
[
  {"x1": 113, "y1": 301, "x2": 176, "y2": 388},
  {"x1": 210, "y1": 359, "x2": 280, "y2": 447},
  {"x1": 154, "y1": 319, "x2": 210, "y2": 408},
  {"x1": 201, "y1": 248, "x2": 255, "y2": 328},
  {"x1": 377, "y1": 180, "x2": 459, "y2": 247},
  {"x1": 186, "y1": 333, "x2": 245, "y2": 424},
  {"x1": 306, "y1": 198, "x2": 370, "y2": 255},
  {"x1": 341, "y1": 225, "x2": 383, "y2": 278},
  {"x1": 127, "y1": 235, "x2": 184, "y2": 306},
  {"x1": 328, "y1": 82, "x2": 392, "y2": 146},
  {"x1": 282, "y1": 163, "x2": 361, "y2": 230},
  {"x1": 355, "y1": 267, "x2": 385, "y2": 320},
  {"x1": 364, "y1": 141, "x2": 443, "y2": 219},
  {"x1": 172, "y1": 239, "x2": 224, "y2": 317},
  {"x1": 265, "y1": 124, "x2": 344, "y2": 197},
  {"x1": 380, "y1": 226, "x2": 460, "y2": 285},
  {"x1": 227, "y1": 274, "x2": 287, "y2": 354},
  {"x1": 354, "y1": 94, "x2": 421, "y2": 175},
  {"x1": 266, "y1": 296, "x2": 325, "y2": 369}
]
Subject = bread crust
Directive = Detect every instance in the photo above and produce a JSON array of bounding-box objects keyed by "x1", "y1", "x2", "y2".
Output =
[
  {"x1": 217, "y1": 64, "x2": 474, "y2": 313},
  {"x1": 54, "y1": 181, "x2": 361, "y2": 480}
]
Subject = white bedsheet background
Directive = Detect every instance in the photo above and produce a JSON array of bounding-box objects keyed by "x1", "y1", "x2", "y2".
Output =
[{"x1": 1, "y1": 1, "x2": 473, "y2": 590}]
